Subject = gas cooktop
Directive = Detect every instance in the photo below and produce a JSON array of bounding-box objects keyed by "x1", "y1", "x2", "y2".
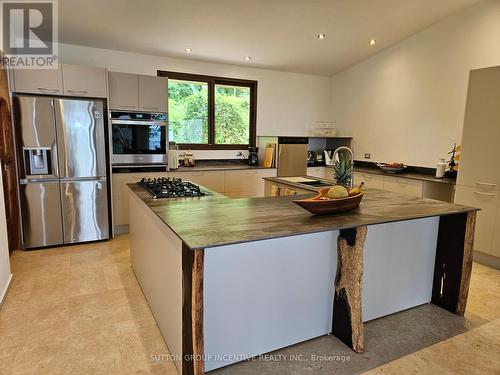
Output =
[{"x1": 137, "y1": 177, "x2": 209, "y2": 199}]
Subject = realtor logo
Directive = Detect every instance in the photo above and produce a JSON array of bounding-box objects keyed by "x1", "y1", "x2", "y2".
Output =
[{"x1": 1, "y1": 0, "x2": 58, "y2": 68}]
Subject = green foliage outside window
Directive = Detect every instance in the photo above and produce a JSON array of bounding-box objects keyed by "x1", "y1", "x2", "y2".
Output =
[
  {"x1": 168, "y1": 80, "x2": 250, "y2": 145},
  {"x1": 215, "y1": 85, "x2": 250, "y2": 144},
  {"x1": 168, "y1": 80, "x2": 208, "y2": 144}
]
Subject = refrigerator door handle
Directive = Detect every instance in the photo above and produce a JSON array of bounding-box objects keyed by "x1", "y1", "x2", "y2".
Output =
[
  {"x1": 20, "y1": 178, "x2": 60, "y2": 184},
  {"x1": 59, "y1": 176, "x2": 107, "y2": 182}
]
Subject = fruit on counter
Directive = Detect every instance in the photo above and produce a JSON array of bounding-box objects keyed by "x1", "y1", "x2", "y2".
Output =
[
  {"x1": 384, "y1": 162, "x2": 404, "y2": 168},
  {"x1": 327, "y1": 185, "x2": 349, "y2": 199},
  {"x1": 348, "y1": 182, "x2": 364, "y2": 196}
]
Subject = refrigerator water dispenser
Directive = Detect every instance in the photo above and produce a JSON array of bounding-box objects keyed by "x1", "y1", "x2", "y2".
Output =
[{"x1": 24, "y1": 147, "x2": 51, "y2": 175}]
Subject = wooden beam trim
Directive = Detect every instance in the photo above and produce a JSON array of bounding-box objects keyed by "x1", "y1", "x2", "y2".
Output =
[
  {"x1": 192, "y1": 249, "x2": 205, "y2": 375},
  {"x1": 332, "y1": 226, "x2": 367, "y2": 353},
  {"x1": 431, "y1": 211, "x2": 476, "y2": 316},
  {"x1": 456, "y1": 211, "x2": 476, "y2": 316}
]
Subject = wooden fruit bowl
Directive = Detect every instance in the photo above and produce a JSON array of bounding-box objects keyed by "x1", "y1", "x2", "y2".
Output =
[{"x1": 293, "y1": 188, "x2": 363, "y2": 215}]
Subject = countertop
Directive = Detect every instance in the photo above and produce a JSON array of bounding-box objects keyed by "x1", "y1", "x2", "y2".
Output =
[
  {"x1": 113, "y1": 160, "x2": 276, "y2": 173},
  {"x1": 128, "y1": 183, "x2": 476, "y2": 250},
  {"x1": 172, "y1": 163, "x2": 274, "y2": 172},
  {"x1": 353, "y1": 166, "x2": 457, "y2": 185}
]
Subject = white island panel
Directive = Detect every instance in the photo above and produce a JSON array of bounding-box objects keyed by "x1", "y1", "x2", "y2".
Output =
[
  {"x1": 204, "y1": 231, "x2": 338, "y2": 371},
  {"x1": 129, "y1": 193, "x2": 183, "y2": 373},
  {"x1": 362, "y1": 217, "x2": 439, "y2": 321},
  {"x1": 203, "y1": 217, "x2": 440, "y2": 371}
]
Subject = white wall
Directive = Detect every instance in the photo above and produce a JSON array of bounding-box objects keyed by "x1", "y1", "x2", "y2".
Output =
[
  {"x1": 330, "y1": 0, "x2": 500, "y2": 167},
  {"x1": 59, "y1": 44, "x2": 331, "y2": 148},
  {"x1": 0, "y1": 161, "x2": 12, "y2": 306}
]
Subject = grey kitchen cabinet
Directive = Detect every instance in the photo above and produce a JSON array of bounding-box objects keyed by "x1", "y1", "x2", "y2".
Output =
[
  {"x1": 455, "y1": 66, "x2": 500, "y2": 265},
  {"x1": 138, "y1": 75, "x2": 168, "y2": 112},
  {"x1": 457, "y1": 67, "x2": 500, "y2": 188},
  {"x1": 108, "y1": 71, "x2": 139, "y2": 110},
  {"x1": 62, "y1": 64, "x2": 107, "y2": 97},
  {"x1": 108, "y1": 71, "x2": 168, "y2": 112},
  {"x1": 12, "y1": 66, "x2": 63, "y2": 95},
  {"x1": 12, "y1": 64, "x2": 107, "y2": 98}
]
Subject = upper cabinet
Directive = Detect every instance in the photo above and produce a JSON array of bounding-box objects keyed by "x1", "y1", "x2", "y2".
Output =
[
  {"x1": 108, "y1": 72, "x2": 139, "y2": 110},
  {"x1": 108, "y1": 72, "x2": 168, "y2": 113},
  {"x1": 11, "y1": 64, "x2": 107, "y2": 97},
  {"x1": 12, "y1": 66, "x2": 64, "y2": 95},
  {"x1": 61, "y1": 64, "x2": 107, "y2": 97},
  {"x1": 138, "y1": 75, "x2": 168, "y2": 112}
]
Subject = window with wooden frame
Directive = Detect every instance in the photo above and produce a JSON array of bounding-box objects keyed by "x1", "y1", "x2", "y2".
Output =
[{"x1": 158, "y1": 70, "x2": 257, "y2": 150}]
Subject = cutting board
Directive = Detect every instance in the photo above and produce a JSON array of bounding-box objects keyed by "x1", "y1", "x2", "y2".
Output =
[{"x1": 263, "y1": 143, "x2": 276, "y2": 168}]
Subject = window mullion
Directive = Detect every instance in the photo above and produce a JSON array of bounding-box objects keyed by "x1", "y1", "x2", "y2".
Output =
[{"x1": 208, "y1": 80, "x2": 215, "y2": 145}]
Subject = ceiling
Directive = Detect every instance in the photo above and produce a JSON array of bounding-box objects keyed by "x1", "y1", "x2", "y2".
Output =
[{"x1": 58, "y1": 0, "x2": 480, "y2": 76}]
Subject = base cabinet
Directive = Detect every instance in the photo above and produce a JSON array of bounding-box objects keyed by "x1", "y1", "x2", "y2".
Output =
[
  {"x1": 306, "y1": 167, "x2": 333, "y2": 180},
  {"x1": 353, "y1": 172, "x2": 385, "y2": 190},
  {"x1": 307, "y1": 167, "x2": 325, "y2": 179},
  {"x1": 264, "y1": 181, "x2": 314, "y2": 197},
  {"x1": 225, "y1": 169, "x2": 277, "y2": 197},
  {"x1": 113, "y1": 169, "x2": 277, "y2": 230},
  {"x1": 383, "y1": 177, "x2": 423, "y2": 198},
  {"x1": 170, "y1": 171, "x2": 225, "y2": 193},
  {"x1": 354, "y1": 171, "x2": 453, "y2": 201}
]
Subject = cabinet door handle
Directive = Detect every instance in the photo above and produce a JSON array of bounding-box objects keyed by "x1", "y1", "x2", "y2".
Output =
[
  {"x1": 66, "y1": 89, "x2": 88, "y2": 95},
  {"x1": 118, "y1": 105, "x2": 136, "y2": 109},
  {"x1": 362, "y1": 174, "x2": 373, "y2": 179},
  {"x1": 37, "y1": 87, "x2": 60, "y2": 93},
  {"x1": 474, "y1": 182, "x2": 497, "y2": 188},
  {"x1": 142, "y1": 106, "x2": 158, "y2": 110},
  {"x1": 474, "y1": 191, "x2": 496, "y2": 197},
  {"x1": 396, "y1": 179, "x2": 409, "y2": 185}
]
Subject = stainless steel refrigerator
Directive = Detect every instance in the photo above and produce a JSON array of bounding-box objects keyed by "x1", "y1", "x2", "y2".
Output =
[{"x1": 13, "y1": 95, "x2": 110, "y2": 248}]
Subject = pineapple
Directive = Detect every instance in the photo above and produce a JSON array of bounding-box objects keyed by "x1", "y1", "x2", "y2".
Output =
[{"x1": 332, "y1": 151, "x2": 353, "y2": 188}]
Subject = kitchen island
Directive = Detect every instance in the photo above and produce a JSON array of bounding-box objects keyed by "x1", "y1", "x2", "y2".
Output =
[{"x1": 127, "y1": 183, "x2": 477, "y2": 375}]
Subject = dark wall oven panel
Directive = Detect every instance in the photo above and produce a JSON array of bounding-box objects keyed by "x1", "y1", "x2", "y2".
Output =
[
  {"x1": 111, "y1": 112, "x2": 168, "y2": 167},
  {"x1": 112, "y1": 124, "x2": 166, "y2": 154}
]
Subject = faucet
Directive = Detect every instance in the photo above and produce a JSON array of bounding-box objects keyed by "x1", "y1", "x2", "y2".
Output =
[{"x1": 332, "y1": 146, "x2": 354, "y2": 188}]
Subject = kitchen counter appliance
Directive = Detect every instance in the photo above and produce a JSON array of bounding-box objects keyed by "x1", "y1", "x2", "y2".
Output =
[
  {"x1": 138, "y1": 177, "x2": 209, "y2": 199},
  {"x1": 111, "y1": 111, "x2": 168, "y2": 168},
  {"x1": 13, "y1": 95, "x2": 110, "y2": 248},
  {"x1": 248, "y1": 146, "x2": 258, "y2": 166},
  {"x1": 307, "y1": 150, "x2": 318, "y2": 166}
]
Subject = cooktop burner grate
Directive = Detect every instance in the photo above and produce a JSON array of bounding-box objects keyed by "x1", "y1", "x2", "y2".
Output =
[{"x1": 137, "y1": 177, "x2": 209, "y2": 199}]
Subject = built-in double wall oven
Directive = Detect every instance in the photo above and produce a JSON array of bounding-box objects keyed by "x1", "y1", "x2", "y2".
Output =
[{"x1": 111, "y1": 111, "x2": 168, "y2": 167}]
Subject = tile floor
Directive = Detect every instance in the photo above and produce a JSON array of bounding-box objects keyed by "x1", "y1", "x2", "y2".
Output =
[
  {"x1": 0, "y1": 235, "x2": 177, "y2": 375},
  {"x1": 0, "y1": 235, "x2": 499, "y2": 374}
]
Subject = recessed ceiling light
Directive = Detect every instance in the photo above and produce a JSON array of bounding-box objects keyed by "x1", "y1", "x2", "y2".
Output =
[
  {"x1": 368, "y1": 39, "x2": 377, "y2": 46},
  {"x1": 317, "y1": 33, "x2": 326, "y2": 40},
  {"x1": 184, "y1": 48, "x2": 192, "y2": 53},
  {"x1": 244, "y1": 56, "x2": 251, "y2": 61}
]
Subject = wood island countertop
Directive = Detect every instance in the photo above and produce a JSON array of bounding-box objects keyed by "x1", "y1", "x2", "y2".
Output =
[{"x1": 127, "y1": 184, "x2": 477, "y2": 250}]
